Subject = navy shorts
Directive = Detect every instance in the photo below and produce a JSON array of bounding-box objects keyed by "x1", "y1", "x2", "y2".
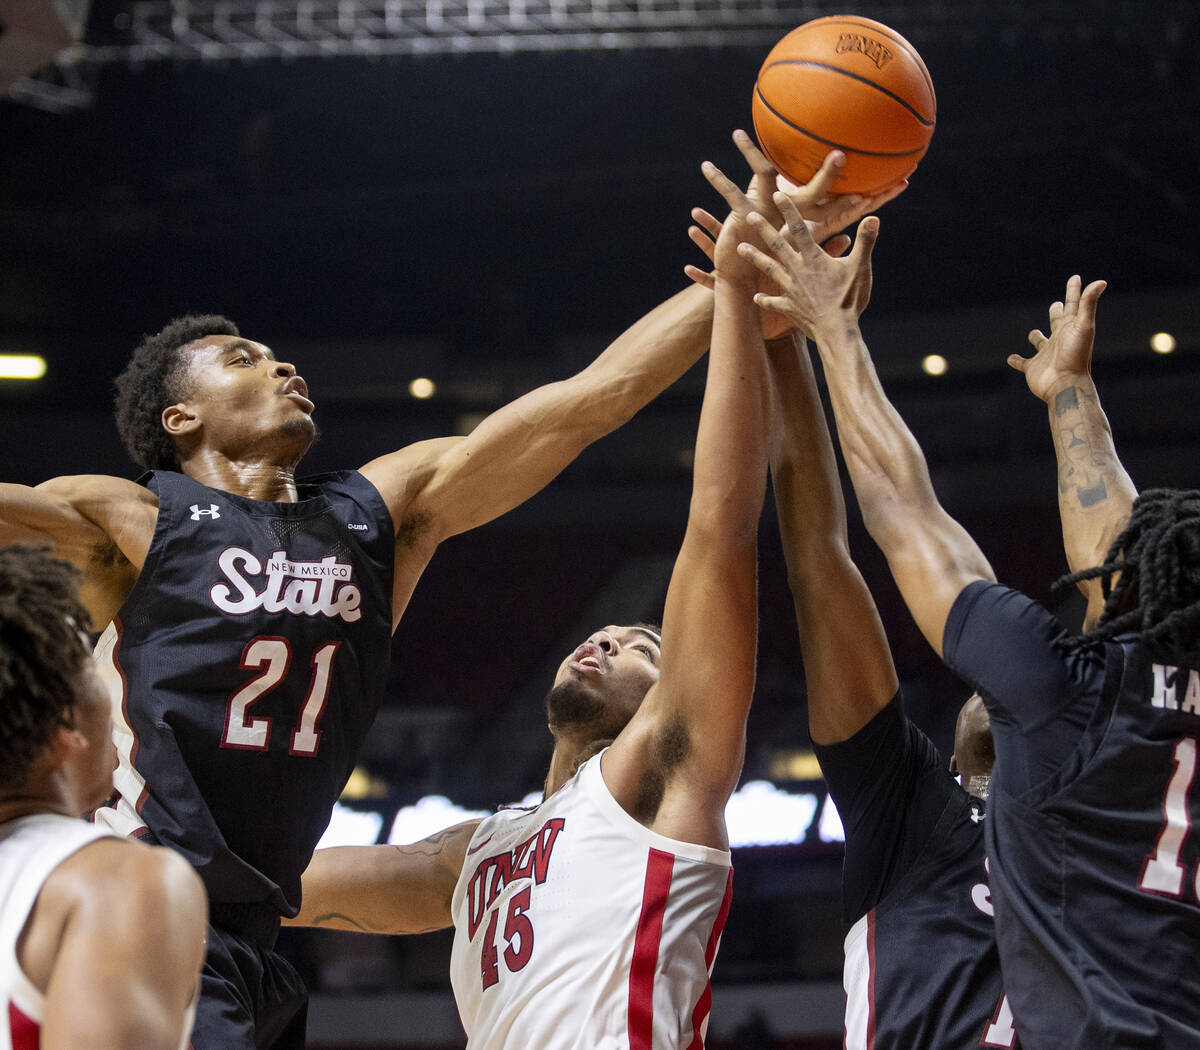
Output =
[{"x1": 190, "y1": 916, "x2": 308, "y2": 1050}]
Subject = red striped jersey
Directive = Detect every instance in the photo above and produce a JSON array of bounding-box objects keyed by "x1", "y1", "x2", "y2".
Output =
[
  {"x1": 450, "y1": 752, "x2": 733, "y2": 1049},
  {"x1": 0, "y1": 815, "x2": 115, "y2": 1050}
]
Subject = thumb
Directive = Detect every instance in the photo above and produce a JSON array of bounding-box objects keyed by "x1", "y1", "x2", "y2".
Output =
[{"x1": 849, "y1": 215, "x2": 880, "y2": 266}]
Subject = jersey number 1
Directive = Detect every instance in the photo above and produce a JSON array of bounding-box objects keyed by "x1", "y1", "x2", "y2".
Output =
[
  {"x1": 1139, "y1": 736, "x2": 1199, "y2": 898},
  {"x1": 222, "y1": 637, "x2": 340, "y2": 756}
]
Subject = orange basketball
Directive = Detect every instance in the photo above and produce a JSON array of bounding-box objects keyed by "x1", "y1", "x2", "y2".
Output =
[{"x1": 751, "y1": 16, "x2": 936, "y2": 196}]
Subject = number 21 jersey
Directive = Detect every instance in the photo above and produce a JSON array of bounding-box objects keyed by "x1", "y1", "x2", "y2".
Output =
[{"x1": 93, "y1": 469, "x2": 394, "y2": 918}]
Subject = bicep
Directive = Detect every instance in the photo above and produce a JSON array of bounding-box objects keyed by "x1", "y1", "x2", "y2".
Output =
[{"x1": 0, "y1": 481, "x2": 107, "y2": 557}]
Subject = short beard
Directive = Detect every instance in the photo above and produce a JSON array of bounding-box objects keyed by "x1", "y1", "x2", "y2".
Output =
[{"x1": 544, "y1": 680, "x2": 604, "y2": 731}]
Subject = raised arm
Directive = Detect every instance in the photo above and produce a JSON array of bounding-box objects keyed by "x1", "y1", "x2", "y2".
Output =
[
  {"x1": 40, "y1": 841, "x2": 207, "y2": 1050},
  {"x1": 284, "y1": 819, "x2": 480, "y2": 935},
  {"x1": 0, "y1": 475, "x2": 155, "y2": 628},
  {"x1": 360, "y1": 282, "x2": 712, "y2": 551},
  {"x1": 766, "y1": 331, "x2": 898, "y2": 745},
  {"x1": 601, "y1": 159, "x2": 772, "y2": 850},
  {"x1": 361, "y1": 132, "x2": 901, "y2": 574},
  {"x1": 742, "y1": 202, "x2": 994, "y2": 658},
  {"x1": 1007, "y1": 275, "x2": 1136, "y2": 627}
]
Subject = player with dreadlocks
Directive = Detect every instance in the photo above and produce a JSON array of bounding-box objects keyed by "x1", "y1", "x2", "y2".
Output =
[
  {"x1": 0, "y1": 545, "x2": 207, "y2": 1049},
  {"x1": 737, "y1": 188, "x2": 1200, "y2": 1050},
  {"x1": 1054, "y1": 488, "x2": 1200, "y2": 657}
]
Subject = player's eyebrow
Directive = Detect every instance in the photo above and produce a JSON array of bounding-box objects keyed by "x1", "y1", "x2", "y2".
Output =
[
  {"x1": 224, "y1": 339, "x2": 275, "y2": 359},
  {"x1": 627, "y1": 627, "x2": 662, "y2": 651}
]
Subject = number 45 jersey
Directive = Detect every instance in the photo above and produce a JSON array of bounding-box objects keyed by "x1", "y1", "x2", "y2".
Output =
[
  {"x1": 450, "y1": 752, "x2": 734, "y2": 1050},
  {"x1": 92, "y1": 470, "x2": 394, "y2": 918}
]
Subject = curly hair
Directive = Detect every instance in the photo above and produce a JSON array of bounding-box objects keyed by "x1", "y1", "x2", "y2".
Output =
[
  {"x1": 114, "y1": 314, "x2": 239, "y2": 471},
  {"x1": 1054, "y1": 488, "x2": 1200, "y2": 661},
  {"x1": 0, "y1": 545, "x2": 92, "y2": 792}
]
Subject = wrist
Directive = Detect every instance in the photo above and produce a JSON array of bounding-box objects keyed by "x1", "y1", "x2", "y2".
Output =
[{"x1": 1043, "y1": 371, "x2": 1098, "y2": 408}]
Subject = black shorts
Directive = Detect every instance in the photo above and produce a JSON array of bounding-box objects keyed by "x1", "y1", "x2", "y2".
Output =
[{"x1": 190, "y1": 919, "x2": 308, "y2": 1050}]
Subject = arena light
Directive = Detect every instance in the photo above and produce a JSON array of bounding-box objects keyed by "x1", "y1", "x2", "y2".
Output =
[
  {"x1": 921, "y1": 353, "x2": 948, "y2": 376},
  {"x1": 388, "y1": 795, "x2": 491, "y2": 845},
  {"x1": 316, "y1": 802, "x2": 384, "y2": 848},
  {"x1": 320, "y1": 784, "x2": 843, "y2": 850},
  {"x1": 1151, "y1": 332, "x2": 1177, "y2": 355},
  {"x1": 0, "y1": 354, "x2": 47, "y2": 379},
  {"x1": 408, "y1": 376, "x2": 436, "y2": 399},
  {"x1": 725, "y1": 780, "x2": 820, "y2": 847}
]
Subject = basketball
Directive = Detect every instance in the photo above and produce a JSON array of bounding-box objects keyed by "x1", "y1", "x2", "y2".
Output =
[{"x1": 751, "y1": 16, "x2": 936, "y2": 196}]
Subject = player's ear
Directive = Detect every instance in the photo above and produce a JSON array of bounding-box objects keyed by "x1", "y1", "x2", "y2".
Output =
[
  {"x1": 162, "y1": 402, "x2": 199, "y2": 438},
  {"x1": 948, "y1": 754, "x2": 960, "y2": 777},
  {"x1": 47, "y1": 721, "x2": 87, "y2": 767}
]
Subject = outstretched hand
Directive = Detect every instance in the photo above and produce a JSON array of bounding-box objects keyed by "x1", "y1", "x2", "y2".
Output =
[
  {"x1": 1008, "y1": 275, "x2": 1107, "y2": 403},
  {"x1": 686, "y1": 131, "x2": 904, "y2": 339},
  {"x1": 737, "y1": 192, "x2": 879, "y2": 341}
]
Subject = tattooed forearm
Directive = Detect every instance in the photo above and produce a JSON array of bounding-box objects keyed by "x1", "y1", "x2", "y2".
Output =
[
  {"x1": 1053, "y1": 384, "x2": 1115, "y2": 510},
  {"x1": 1046, "y1": 378, "x2": 1135, "y2": 578}
]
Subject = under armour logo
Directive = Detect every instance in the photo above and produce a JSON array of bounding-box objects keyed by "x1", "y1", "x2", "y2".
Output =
[
  {"x1": 969, "y1": 805, "x2": 985, "y2": 824},
  {"x1": 190, "y1": 503, "x2": 221, "y2": 521}
]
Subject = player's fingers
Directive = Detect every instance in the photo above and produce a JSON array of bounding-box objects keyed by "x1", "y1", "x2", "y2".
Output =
[
  {"x1": 823, "y1": 234, "x2": 852, "y2": 258},
  {"x1": 739, "y1": 242, "x2": 791, "y2": 287},
  {"x1": 1079, "y1": 279, "x2": 1107, "y2": 322},
  {"x1": 691, "y1": 207, "x2": 723, "y2": 241},
  {"x1": 701, "y1": 160, "x2": 750, "y2": 213},
  {"x1": 754, "y1": 291, "x2": 792, "y2": 316},
  {"x1": 748, "y1": 211, "x2": 804, "y2": 261},
  {"x1": 683, "y1": 264, "x2": 716, "y2": 291},
  {"x1": 732, "y1": 129, "x2": 776, "y2": 184},
  {"x1": 1048, "y1": 301, "x2": 1064, "y2": 325},
  {"x1": 1007, "y1": 352, "x2": 1031, "y2": 373},
  {"x1": 1063, "y1": 274, "x2": 1082, "y2": 315},
  {"x1": 688, "y1": 225, "x2": 716, "y2": 263},
  {"x1": 798, "y1": 150, "x2": 845, "y2": 203},
  {"x1": 866, "y1": 180, "x2": 908, "y2": 210},
  {"x1": 1027, "y1": 328, "x2": 1048, "y2": 350},
  {"x1": 771, "y1": 193, "x2": 819, "y2": 251},
  {"x1": 848, "y1": 216, "x2": 880, "y2": 268}
]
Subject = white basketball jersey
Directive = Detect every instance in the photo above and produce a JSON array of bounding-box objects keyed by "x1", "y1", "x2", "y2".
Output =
[
  {"x1": 450, "y1": 753, "x2": 733, "y2": 1050},
  {"x1": 0, "y1": 814, "x2": 113, "y2": 1050},
  {"x1": 0, "y1": 814, "x2": 195, "y2": 1050}
]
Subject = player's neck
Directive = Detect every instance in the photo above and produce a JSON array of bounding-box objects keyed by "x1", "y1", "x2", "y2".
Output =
[
  {"x1": 181, "y1": 454, "x2": 301, "y2": 502},
  {"x1": 0, "y1": 795, "x2": 74, "y2": 826},
  {"x1": 543, "y1": 745, "x2": 583, "y2": 798}
]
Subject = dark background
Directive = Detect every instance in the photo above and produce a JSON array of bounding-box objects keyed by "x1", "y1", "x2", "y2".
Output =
[{"x1": 3, "y1": 0, "x2": 1200, "y2": 1030}]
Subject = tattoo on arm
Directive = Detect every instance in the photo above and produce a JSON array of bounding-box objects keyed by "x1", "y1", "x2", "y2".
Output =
[
  {"x1": 310, "y1": 911, "x2": 370, "y2": 931},
  {"x1": 1053, "y1": 385, "x2": 1111, "y2": 510}
]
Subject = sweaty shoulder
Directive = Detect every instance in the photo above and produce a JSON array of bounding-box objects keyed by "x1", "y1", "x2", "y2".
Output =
[
  {"x1": 22, "y1": 837, "x2": 205, "y2": 994},
  {"x1": 49, "y1": 836, "x2": 203, "y2": 915}
]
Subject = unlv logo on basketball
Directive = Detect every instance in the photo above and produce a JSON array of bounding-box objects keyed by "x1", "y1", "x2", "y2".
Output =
[{"x1": 210, "y1": 547, "x2": 363, "y2": 622}]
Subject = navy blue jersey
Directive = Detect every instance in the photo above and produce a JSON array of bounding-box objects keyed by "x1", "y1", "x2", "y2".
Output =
[
  {"x1": 945, "y1": 581, "x2": 1200, "y2": 1050},
  {"x1": 814, "y1": 698, "x2": 1016, "y2": 1049},
  {"x1": 93, "y1": 470, "x2": 394, "y2": 921}
]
